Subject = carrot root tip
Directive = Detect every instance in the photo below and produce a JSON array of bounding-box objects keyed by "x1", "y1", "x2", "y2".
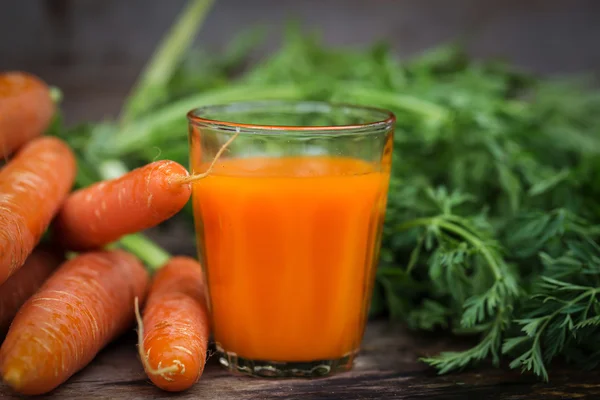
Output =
[
  {"x1": 2, "y1": 366, "x2": 24, "y2": 390},
  {"x1": 134, "y1": 297, "x2": 183, "y2": 381},
  {"x1": 177, "y1": 127, "x2": 240, "y2": 185}
]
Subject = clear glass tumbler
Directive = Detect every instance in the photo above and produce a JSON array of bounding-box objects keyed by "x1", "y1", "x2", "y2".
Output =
[{"x1": 188, "y1": 101, "x2": 394, "y2": 378}]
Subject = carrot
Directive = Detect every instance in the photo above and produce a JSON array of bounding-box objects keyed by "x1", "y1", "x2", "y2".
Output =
[
  {"x1": 0, "y1": 72, "x2": 55, "y2": 157},
  {"x1": 0, "y1": 247, "x2": 61, "y2": 338},
  {"x1": 53, "y1": 160, "x2": 192, "y2": 251},
  {"x1": 0, "y1": 250, "x2": 149, "y2": 395},
  {"x1": 0, "y1": 136, "x2": 76, "y2": 286},
  {"x1": 136, "y1": 256, "x2": 210, "y2": 392}
]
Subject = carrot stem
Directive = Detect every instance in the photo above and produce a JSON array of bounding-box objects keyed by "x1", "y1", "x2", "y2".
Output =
[
  {"x1": 109, "y1": 84, "x2": 304, "y2": 156},
  {"x1": 118, "y1": 234, "x2": 171, "y2": 272},
  {"x1": 119, "y1": 0, "x2": 216, "y2": 125},
  {"x1": 98, "y1": 159, "x2": 130, "y2": 180},
  {"x1": 49, "y1": 87, "x2": 62, "y2": 104}
]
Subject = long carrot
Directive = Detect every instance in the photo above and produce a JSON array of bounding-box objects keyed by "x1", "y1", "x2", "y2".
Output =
[
  {"x1": 53, "y1": 160, "x2": 191, "y2": 251},
  {"x1": 136, "y1": 256, "x2": 210, "y2": 392},
  {"x1": 0, "y1": 250, "x2": 149, "y2": 395},
  {"x1": 0, "y1": 247, "x2": 61, "y2": 338},
  {"x1": 0, "y1": 136, "x2": 76, "y2": 286},
  {"x1": 0, "y1": 72, "x2": 55, "y2": 157}
]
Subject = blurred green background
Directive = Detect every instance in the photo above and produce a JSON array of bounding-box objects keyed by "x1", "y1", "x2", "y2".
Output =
[{"x1": 2, "y1": 0, "x2": 599, "y2": 125}]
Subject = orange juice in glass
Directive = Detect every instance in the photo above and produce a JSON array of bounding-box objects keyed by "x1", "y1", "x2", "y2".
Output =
[{"x1": 188, "y1": 101, "x2": 394, "y2": 377}]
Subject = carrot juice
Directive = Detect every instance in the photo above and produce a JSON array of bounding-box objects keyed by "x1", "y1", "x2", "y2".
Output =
[
  {"x1": 193, "y1": 157, "x2": 388, "y2": 360},
  {"x1": 188, "y1": 101, "x2": 394, "y2": 377}
]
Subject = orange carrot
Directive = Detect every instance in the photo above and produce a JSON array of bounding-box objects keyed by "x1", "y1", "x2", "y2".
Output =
[
  {"x1": 0, "y1": 136, "x2": 76, "y2": 286},
  {"x1": 0, "y1": 250, "x2": 149, "y2": 395},
  {"x1": 0, "y1": 72, "x2": 55, "y2": 157},
  {"x1": 136, "y1": 256, "x2": 210, "y2": 392},
  {"x1": 0, "y1": 247, "x2": 61, "y2": 338},
  {"x1": 53, "y1": 160, "x2": 191, "y2": 251}
]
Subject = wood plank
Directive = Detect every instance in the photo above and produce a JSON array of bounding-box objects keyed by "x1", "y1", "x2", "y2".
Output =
[{"x1": 1, "y1": 321, "x2": 599, "y2": 399}]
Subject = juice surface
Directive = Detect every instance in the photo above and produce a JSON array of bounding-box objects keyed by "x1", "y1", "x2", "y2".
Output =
[{"x1": 192, "y1": 156, "x2": 389, "y2": 362}]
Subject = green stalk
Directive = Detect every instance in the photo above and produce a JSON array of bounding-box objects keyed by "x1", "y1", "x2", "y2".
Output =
[
  {"x1": 49, "y1": 86, "x2": 63, "y2": 104},
  {"x1": 71, "y1": 153, "x2": 100, "y2": 188},
  {"x1": 118, "y1": 234, "x2": 171, "y2": 272},
  {"x1": 97, "y1": 159, "x2": 130, "y2": 180},
  {"x1": 397, "y1": 216, "x2": 502, "y2": 280},
  {"x1": 119, "y1": 0, "x2": 216, "y2": 125},
  {"x1": 109, "y1": 84, "x2": 305, "y2": 156},
  {"x1": 435, "y1": 219, "x2": 502, "y2": 281},
  {"x1": 343, "y1": 86, "x2": 450, "y2": 123}
]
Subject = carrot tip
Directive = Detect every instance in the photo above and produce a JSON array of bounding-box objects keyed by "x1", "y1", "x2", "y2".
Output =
[
  {"x1": 135, "y1": 297, "x2": 182, "y2": 380},
  {"x1": 3, "y1": 366, "x2": 24, "y2": 390},
  {"x1": 180, "y1": 127, "x2": 240, "y2": 185}
]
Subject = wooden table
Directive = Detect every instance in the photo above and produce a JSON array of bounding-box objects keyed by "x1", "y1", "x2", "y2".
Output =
[{"x1": 1, "y1": 322, "x2": 598, "y2": 399}]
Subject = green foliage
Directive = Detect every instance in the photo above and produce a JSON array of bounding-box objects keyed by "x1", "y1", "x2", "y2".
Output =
[
  {"x1": 503, "y1": 240, "x2": 600, "y2": 381},
  {"x1": 53, "y1": 14, "x2": 600, "y2": 380}
]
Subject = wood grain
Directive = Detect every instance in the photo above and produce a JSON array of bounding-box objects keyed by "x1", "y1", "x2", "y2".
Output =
[{"x1": 1, "y1": 321, "x2": 599, "y2": 399}]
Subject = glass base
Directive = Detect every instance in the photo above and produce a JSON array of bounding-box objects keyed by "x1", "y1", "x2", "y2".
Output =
[{"x1": 216, "y1": 347, "x2": 357, "y2": 378}]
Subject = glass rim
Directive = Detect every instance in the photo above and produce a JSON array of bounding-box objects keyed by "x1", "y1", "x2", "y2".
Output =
[{"x1": 187, "y1": 100, "x2": 395, "y2": 135}]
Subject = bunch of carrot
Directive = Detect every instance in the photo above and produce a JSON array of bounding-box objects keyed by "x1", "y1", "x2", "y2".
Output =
[{"x1": 0, "y1": 71, "x2": 210, "y2": 395}]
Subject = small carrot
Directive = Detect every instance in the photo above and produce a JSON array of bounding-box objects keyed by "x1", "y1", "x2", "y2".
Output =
[
  {"x1": 136, "y1": 256, "x2": 210, "y2": 392},
  {"x1": 0, "y1": 250, "x2": 149, "y2": 395},
  {"x1": 0, "y1": 247, "x2": 61, "y2": 338},
  {"x1": 0, "y1": 72, "x2": 55, "y2": 157},
  {"x1": 0, "y1": 136, "x2": 76, "y2": 286},
  {"x1": 53, "y1": 160, "x2": 191, "y2": 251}
]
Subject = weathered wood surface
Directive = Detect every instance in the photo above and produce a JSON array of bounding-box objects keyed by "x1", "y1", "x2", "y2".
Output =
[{"x1": 1, "y1": 321, "x2": 599, "y2": 399}]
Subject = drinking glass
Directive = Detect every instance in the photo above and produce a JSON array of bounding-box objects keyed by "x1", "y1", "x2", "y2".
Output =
[{"x1": 188, "y1": 101, "x2": 394, "y2": 378}]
